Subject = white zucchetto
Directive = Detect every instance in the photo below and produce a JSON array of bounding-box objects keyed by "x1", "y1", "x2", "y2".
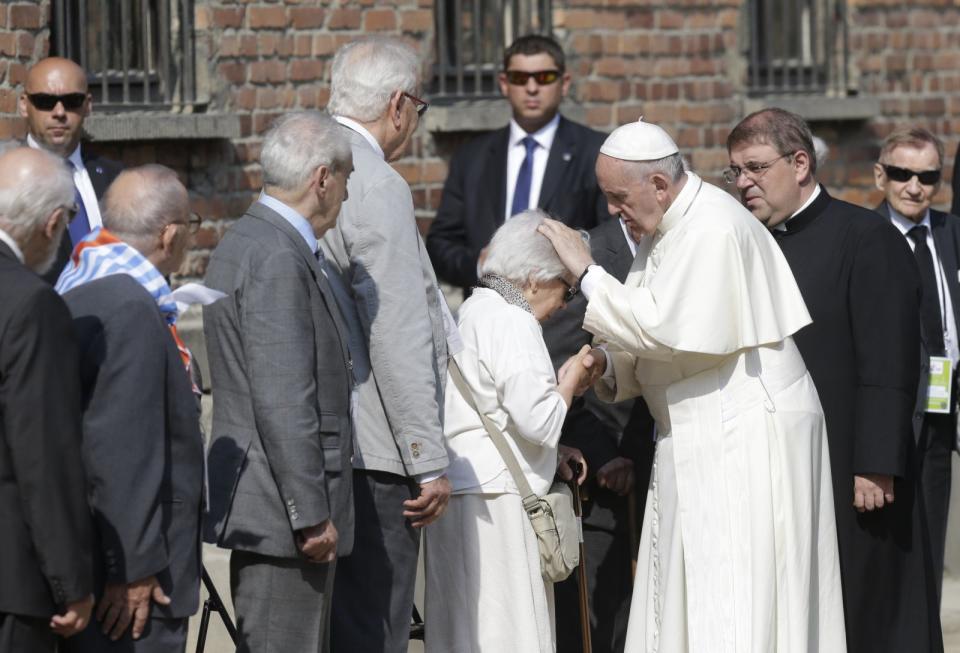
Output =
[{"x1": 600, "y1": 117, "x2": 679, "y2": 161}]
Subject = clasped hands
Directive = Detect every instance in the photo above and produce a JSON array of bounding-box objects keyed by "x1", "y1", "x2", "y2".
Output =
[{"x1": 559, "y1": 345, "x2": 607, "y2": 396}]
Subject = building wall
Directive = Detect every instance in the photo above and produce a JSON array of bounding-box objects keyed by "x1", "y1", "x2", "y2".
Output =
[{"x1": 1, "y1": 0, "x2": 959, "y2": 279}]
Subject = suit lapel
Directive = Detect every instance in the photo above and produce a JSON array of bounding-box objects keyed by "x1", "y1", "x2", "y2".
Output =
[
  {"x1": 537, "y1": 117, "x2": 575, "y2": 210},
  {"x1": 247, "y1": 203, "x2": 353, "y2": 368},
  {"x1": 930, "y1": 209, "x2": 960, "y2": 331},
  {"x1": 486, "y1": 128, "x2": 509, "y2": 226},
  {"x1": 82, "y1": 152, "x2": 110, "y2": 198}
]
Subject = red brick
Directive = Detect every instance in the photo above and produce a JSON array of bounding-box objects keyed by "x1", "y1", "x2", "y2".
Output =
[
  {"x1": 239, "y1": 34, "x2": 258, "y2": 57},
  {"x1": 17, "y1": 32, "x2": 34, "y2": 57},
  {"x1": 658, "y1": 9, "x2": 684, "y2": 29},
  {"x1": 218, "y1": 61, "x2": 247, "y2": 84},
  {"x1": 232, "y1": 86, "x2": 256, "y2": 110},
  {"x1": 294, "y1": 34, "x2": 312, "y2": 56},
  {"x1": 218, "y1": 35, "x2": 240, "y2": 57},
  {"x1": 290, "y1": 7, "x2": 325, "y2": 28},
  {"x1": 313, "y1": 34, "x2": 337, "y2": 55},
  {"x1": 0, "y1": 5, "x2": 7, "y2": 28},
  {"x1": 212, "y1": 6, "x2": 244, "y2": 28},
  {"x1": 422, "y1": 160, "x2": 448, "y2": 184},
  {"x1": 364, "y1": 9, "x2": 396, "y2": 31},
  {"x1": 0, "y1": 117, "x2": 25, "y2": 140},
  {"x1": 8, "y1": 62, "x2": 27, "y2": 85},
  {"x1": 9, "y1": 3, "x2": 42, "y2": 29},
  {"x1": 328, "y1": 9, "x2": 361, "y2": 30},
  {"x1": 248, "y1": 5, "x2": 288, "y2": 28},
  {"x1": 400, "y1": 10, "x2": 432, "y2": 32},
  {"x1": 257, "y1": 33, "x2": 280, "y2": 55},
  {"x1": 290, "y1": 59, "x2": 324, "y2": 81},
  {"x1": 249, "y1": 60, "x2": 287, "y2": 83},
  {"x1": 0, "y1": 34, "x2": 16, "y2": 57},
  {"x1": 0, "y1": 89, "x2": 17, "y2": 113}
]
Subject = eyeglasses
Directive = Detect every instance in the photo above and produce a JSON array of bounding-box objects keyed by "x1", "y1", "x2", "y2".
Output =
[
  {"x1": 27, "y1": 92, "x2": 87, "y2": 111},
  {"x1": 169, "y1": 213, "x2": 202, "y2": 234},
  {"x1": 560, "y1": 278, "x2": 579, "y2": 303},
  {"x1": 505, "y1": 70, "x2": 562, "y2": 86},
  {"x1": 882, "y1": 164, "x2": 941, "y2": 186},
  {"x1": 723, "y1": 153, "x2": 793, "y2": 184},
  {"x1": 61, "y1": 203, "x2": 79, "y2": 222},
  {"x1": 402, "y1": 91, "x2": 429, "y2": 117}
]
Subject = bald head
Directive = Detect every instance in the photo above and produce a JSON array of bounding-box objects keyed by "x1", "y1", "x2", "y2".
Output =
[
  {"x1": 19, "y1": 57, "x2": 92, "y2": 157},
  {"x1": 0, "y1": 146, "x2": 75, "y2": 272},
  {"x1": 102, "y1": 165, "x2": 192, "y2": 274}
]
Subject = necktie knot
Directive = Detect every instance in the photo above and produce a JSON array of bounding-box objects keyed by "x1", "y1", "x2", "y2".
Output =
[
  {"x1": 522, "y1": 135, "x2": 537, "y2": 155},
  {"x1": 908, "y1": 224, "x2": 929, "y2": 244}
]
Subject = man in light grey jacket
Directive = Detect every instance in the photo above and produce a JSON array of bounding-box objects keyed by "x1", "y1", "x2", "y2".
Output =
[
  {"x1": 204, "y1": 112, "x2": 355, "y2": 653},
  {"x1": 321, "y1": 37, "x2": 452, "y2": 653}
]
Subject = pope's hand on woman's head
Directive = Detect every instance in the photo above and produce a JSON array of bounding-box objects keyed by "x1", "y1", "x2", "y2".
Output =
[{"x1": 537, "y1": 218, "x2": 595, "y2": 278}]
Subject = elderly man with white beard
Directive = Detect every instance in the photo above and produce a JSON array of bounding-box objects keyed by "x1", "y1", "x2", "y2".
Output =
[{"x1": 538, "y1": 119, "x2": 846, "y2": 653}]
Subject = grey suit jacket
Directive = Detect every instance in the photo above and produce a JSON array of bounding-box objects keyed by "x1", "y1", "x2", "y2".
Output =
[
  {"x1": 64, "y1": 274, "x2": 204, "y2": 618},
  {"x1": 320, "y1": 126, "x2": 449, "y2": 477},
  {"x1": 204, "y1": 202, "x2": 355, "y2": 559}
]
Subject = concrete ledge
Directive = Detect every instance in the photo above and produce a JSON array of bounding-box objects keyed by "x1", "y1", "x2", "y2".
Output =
[
  {"x1": 85, "y1": 113, "x2": 242, "y2": 142},
  {"x1": 742, "y1": 96, "x2": 881, "y2": 122},
  {"x1": 425, "y1": 99, "x2": 586, "y2": 133}
]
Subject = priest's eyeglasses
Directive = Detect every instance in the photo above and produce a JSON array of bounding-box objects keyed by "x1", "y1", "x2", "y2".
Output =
[
  {"x1": 881, "y1": 164, "x2": 941, "y2": 186},
  {"x1": 723, "y1": 153, "x2": 793, "y2": 184},
  {"x1": 505, "y1": 70, "x2": 561, "y2": 86}
]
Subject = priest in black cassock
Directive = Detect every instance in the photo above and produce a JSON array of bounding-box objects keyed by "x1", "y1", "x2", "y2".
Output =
[{"x1": 727, "y1": 108, "x2": 943, "y2": 653}]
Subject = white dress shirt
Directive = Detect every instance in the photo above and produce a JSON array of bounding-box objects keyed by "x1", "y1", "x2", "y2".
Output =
[
  {"x1": 889, "y1": 207, "x2": 960, "y2": 365},
  {"x1": 27, "y1": 135, "x2": 103, "y2": 230},
  {"x1": 0, "y1": 226, "x2": 24, "y2": 263},
  {"x1": 333, "y1": 115, "x2": 385, "y2": 160},
  {"x1": 503, "y1": 114, "x2": 560, "y2": 223}
]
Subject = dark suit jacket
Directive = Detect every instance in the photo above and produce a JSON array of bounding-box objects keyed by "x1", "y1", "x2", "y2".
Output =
[
  {"x1": 63, "y1": 274, "x2": 204, "y2": 618},
  {"x1": 203, "y1": 202, "x2": 356, "y2": 560},
  {"x1": 0, "y1": 240, "x2": 93, "y2": 618},
  {"x1": 876, "y1": 200, "x2": 960, "y2": 444},
  {"x1": 42, "y1": 149, "x2": 123, "y2": 285},
  {"x1": 427, "y1": 115, "x2": 611, "y2": 290}
]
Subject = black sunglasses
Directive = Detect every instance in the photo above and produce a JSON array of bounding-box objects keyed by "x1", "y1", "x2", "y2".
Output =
[
  {"x1": 560, "y1": 278, "x2": 579, "y2": 303},
  {"x1": 882, "y1": 164, "x2": 941, "y2": 186},
  {"x1": 505, "y1": 70, "x2": 561, "y2": 86},
  {"x1": 27, "y1": 92, "x2": 87, "y2": 111}
]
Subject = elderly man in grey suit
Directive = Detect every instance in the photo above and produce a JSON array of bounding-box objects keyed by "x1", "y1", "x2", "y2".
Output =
[
  {"x1": 57, "y1": 165, "x2": 205, "y2": 652},
  {"x1": 204, "y1": 111, "x2": 355, "y2": 653},
  {"x1": 322, "y1": 37, "x2": 452, "y2": 653}
]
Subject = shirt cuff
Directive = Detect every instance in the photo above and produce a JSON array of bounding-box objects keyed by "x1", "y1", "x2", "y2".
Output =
[
  {"x1": 414, "y1": 470, "x2": 446, "y2": 485},
  {"x1": 579, "y1": 265, "x2": 603, "y2": 300}
]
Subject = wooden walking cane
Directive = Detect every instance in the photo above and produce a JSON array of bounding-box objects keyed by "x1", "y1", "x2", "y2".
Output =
[{"x1": 570, "y1": 463, "x2": 593, "y2": 653}]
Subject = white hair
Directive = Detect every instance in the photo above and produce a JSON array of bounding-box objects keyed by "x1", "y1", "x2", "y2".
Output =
[
  {"x1": 480, "y1": 210, "x2": 568, "y2": 285},
  {"x1": 327, "y1": 37, "x2": 420, "y2": 122},
  {"x1": 625, "y1": 152, "x2": 686, "y2": 183},
  {"x1": 812, "y1": 135, "x2": 829, "y2": 167},
  {"x1": 103, "y1": 164, "x2": 188, "y2": 251},
  {"x1": 0, "y1": 148, "x2": 74, "y2": 244},
  {"x1": 261, "y1": 111, "x2": 353, "y2": 191}
]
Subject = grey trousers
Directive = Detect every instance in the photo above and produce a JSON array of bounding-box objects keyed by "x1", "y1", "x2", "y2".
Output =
[
  {"x1": 0, "y1": 612, "x2": 55, "y2": 653},
  {"x1": 331, "y1": 469, "x2": 421, "y2": 653},
  {"x1": 230, "y1": 550, "x2": 335, "y2": 653},
  {"x1": 63, "y1": 615, "x2": 188, "y2": 652}
]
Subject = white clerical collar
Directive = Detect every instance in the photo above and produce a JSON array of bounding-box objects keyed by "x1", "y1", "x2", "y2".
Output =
[
  {"x1": 658, "y1": 171, "x2": 700, "y2": 235},
  {"x1": 508, "y1": 113, "x2": 560, "y2": 153},
  {"x1": 0, "y1": 226, "x2": 24, "y2": 263},
  {"x1": 27, "y1": 133, "x2": 83, "y2": 171},
  {"x1": 774, "y1": 184, "x2": 822, "y2": 231},
  {"x1": 618, "y1": 218, "x2": 639, "y2": 258},
  {"x1": 888, "y1": 204, "x2": 931, "y2": 236},
  {"x1": 334, "y1": 115, "x2": 385, "y2": 160}
]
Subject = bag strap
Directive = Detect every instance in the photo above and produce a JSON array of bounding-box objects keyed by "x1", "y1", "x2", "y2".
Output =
[{"x1": 448, "y1": 357, "x2": 542, "y2": 513}]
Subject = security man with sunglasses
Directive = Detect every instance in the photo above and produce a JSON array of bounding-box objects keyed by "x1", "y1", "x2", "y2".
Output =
[
  {"x1": 427, "y1": 34, "x2": 611, "y2": 295},
  {"x1": 875, "y1": 127, "x2": 960, "y2": 599},
  {"x1": 727, "y1": 108, "x2": 943, "y2": 653},
  {"x1": 18, "y1": 57, "x2": 122, "y2": 284}
]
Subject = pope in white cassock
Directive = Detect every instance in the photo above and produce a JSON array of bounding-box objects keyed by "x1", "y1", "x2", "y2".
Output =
[{"x1": 539, "y1": 120, "x2": 846, "y2": 653}]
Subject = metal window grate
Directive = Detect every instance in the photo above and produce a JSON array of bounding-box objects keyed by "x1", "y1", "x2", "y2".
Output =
[
  {"x1": 747, "y1": 0, "x2": 850, "y2": 96},
  {"x1": 51, "y1": 0, "x2": 196, "y2": 111},
  {"x1": 433, "y1": 0, "x2": 552, "y2": 100}
]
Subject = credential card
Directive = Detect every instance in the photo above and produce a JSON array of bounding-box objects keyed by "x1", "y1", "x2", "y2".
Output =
[{"x1": 926, "y1": 356, "x2": 953, "y2": 414}]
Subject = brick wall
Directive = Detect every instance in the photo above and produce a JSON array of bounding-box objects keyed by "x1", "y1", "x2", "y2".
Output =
[{"x1": 1, "y1": 0, "x2": 960, "y2": 279}]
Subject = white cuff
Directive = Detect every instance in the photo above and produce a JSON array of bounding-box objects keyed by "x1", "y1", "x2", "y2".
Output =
[
  {"x1": 415, "y1": 470, "x2": 445, "y2": 485},
  {"x1": 579, "y1": 265, "x2": 604, "y2": 300},
  {"x1": 598, "y1": 345, "x2": 614, "y2": 380}
]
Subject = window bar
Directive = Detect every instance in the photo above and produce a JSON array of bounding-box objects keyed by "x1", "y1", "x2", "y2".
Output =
[
  {"x1": 55, "y1": 1, "x2": 66, "y2": 58},
  {"x1": 541, "y1": 0, "x2": 552, "y2": 33},
  {"x1": 142, "y1": 0, "x2": 152, "y2": 105},
  {"x1": 493, "y1": 0, "x2": 503, "y2": 92},
  {"x1": 121, "y1": 0, "x2": 130, "y2": 104},
  {"x1": 748, "y1": 0, "x2": 760, "y2": 91},
  {"x1": 78, "y1": 0, "x2": 88, "y2": 73},
  {"x1": 159, "y1": 0, "x2": 172, "y2": 104},
  {"x1": 436, "y1": 0, "x2": 448, "y2": 96},
  {"x1": 100, "y1": 0, "x2": 109, "y2": 104},
  {"x1": 762, "y1": 0, "x2": 774, "y2": 92},
  {"x1": 64, "y1": 0, "x2": 74, "y2": 66},
  {"x1": 787, "y1": 0, "x2": 798, "y2": 92},
  {"x1": 182, "y1": 0, "x2": 196, "y2": 105},
  {"x1": 840, "y1": 0, "x2": 850, "y2": 92},
  {"x1": 472, "y1": 0, "x2": 482, "y2": 96},
  {"x1": 454, "y1": 0, "x2": 464, "y2": 96},
  {"x1": 824, "y1": 0, "x2": 835, "y2": 95}
]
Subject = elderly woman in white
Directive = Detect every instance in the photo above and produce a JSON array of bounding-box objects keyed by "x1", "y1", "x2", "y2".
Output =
[{"x1": 424, "y1": 210, "x2": 589, "y2": 653}]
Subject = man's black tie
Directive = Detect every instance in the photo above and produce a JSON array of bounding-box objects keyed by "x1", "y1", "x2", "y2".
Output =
[{"x1": 907, "y1": 225, "x2": 946, "y2": 356}]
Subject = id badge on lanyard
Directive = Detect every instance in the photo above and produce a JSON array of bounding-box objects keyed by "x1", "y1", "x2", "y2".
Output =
[{"x1": 926, "y1": 356, "x2": 953, "y2": 414}]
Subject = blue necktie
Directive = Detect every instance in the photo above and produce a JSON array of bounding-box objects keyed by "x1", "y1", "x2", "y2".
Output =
[
  {"x1": 510, "y1": 136, "x2": 537, "y2": 217},
  {"x1": 68, "y1": 186, "x2": 90, "y2": 245}
]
